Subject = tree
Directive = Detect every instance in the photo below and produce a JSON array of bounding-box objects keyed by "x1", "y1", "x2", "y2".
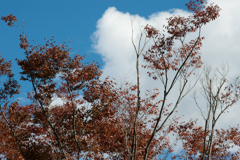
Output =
[
  {"x1": 1, "y1": 0, "x2": 240, "y2": 160},
  {"x1": 1, "y1": 14, "x2": 121, "y2": 159},
  {"x1": 129, "y1": 0, "x2": 221, "y2": 159},
  {"x1": 174, "y1": 65, "x2": 240, "y2": 160},
  {"x1": 1, "y1": 12, "x2": 161, "y2": 160}
]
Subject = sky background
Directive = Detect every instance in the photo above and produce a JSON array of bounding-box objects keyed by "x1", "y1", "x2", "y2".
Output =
[{"x1": 1, "y1": 0, "x2": 240, "y2": 155}]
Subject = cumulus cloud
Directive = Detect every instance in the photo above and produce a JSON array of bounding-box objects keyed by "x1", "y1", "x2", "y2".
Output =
[{"x1": 91, "y1": 0, "x2": 240, "y2": 132}]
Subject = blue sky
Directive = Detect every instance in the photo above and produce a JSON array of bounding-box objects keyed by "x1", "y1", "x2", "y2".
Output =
[
  {"x1": 1, "y1": 0, "x2": 240, "y2": 156},
  {"x1": 1, "y1": 0, "x2": 189, "y2": 102},
  {"x1": 1, "y1": 0, "x2": 189, "y2": 66}
]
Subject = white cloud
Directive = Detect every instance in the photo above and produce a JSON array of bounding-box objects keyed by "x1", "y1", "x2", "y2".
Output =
[
  {"x1": 201, "y1": 0, "x2": 240, "y2": 78},
  {"x1": 91, "y1": 0, "x2": 240, "y2": 152}
]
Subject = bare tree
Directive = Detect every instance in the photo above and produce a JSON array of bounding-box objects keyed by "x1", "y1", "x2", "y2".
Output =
[
  {"x1": 193, "y1": 65, "x2": 240, "y2": 160},
  {"x1": 131, "y1": 18, "x2": 152, "y2": 160}
]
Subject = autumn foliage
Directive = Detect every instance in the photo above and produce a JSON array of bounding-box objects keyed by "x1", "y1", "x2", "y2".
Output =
[{"x1": 1, "y1": 0, "x2": 240, "y2": 160}]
